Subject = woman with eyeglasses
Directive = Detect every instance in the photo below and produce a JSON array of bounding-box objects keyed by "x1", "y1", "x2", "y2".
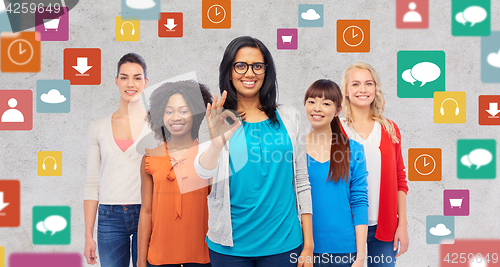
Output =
[{"x1": 194, "y1": 36, "x2": 314, "y2": 267}]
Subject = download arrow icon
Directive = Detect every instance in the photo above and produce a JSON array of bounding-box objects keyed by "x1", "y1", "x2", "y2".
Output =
[
  {"x1": 72, "y1": 57, "x2": 93, "y2": 75},
  {"x1": 486, "y1": 102, "x2": 500, "y2": 118},
  {"x1": 164, "y1": 18, "x2": 177, "y2": 31},
  {"x1": 0, "y1": 192, "x2": 9, "y2": 212}
]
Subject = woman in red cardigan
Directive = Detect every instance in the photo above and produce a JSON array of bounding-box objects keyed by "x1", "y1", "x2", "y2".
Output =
[{"x1": 339, "y1": 62, "x2": 409, "y2": 267}]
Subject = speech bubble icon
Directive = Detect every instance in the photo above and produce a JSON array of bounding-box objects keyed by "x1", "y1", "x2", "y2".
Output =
[
  {"x1": 463, "y1": 6, "x2": 487, "y2": 27},
  {"x1": 461, "y1": 155, "x2": 472, "y2": 168},
  {"x1": 402, "y1": 69, "x2": 416, "y2": 85},
  {"x1": 36, "y1": 221, "x2": 48, "y2": 234},
  {"x1": 468, "y1": 148, "x2": 492, "y2": 169},
  {"x1": 411, "y1": 62, "x2": 441, "y2": 87},
  {"x1": 43, "y1": 215, "x2": 67, "y2": 235},
  {"x1": 455, "y1": 12, "x2": 467, "y2": 25}
]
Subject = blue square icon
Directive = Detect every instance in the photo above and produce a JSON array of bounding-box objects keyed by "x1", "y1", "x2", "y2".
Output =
[
  {"x1": 121, "y1": 0, "x2": 160, "y2": 20},
  {"x1": 298, "y1": 4, "x2": 323, "y2": 27},
  {"x1": 426, "y1": 215, "x2": 455, "y2": 244},
  {"x1": 36, "y1": 80, "x2": 70, "y2": 113},
  {"x1": 481, "y1": 31, "x2": 500, "y2": 83}
]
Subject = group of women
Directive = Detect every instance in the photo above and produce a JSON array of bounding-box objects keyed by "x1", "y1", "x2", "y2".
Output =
[{"x1": 83, "y1": 36, "x2": 409, "y2": 267}]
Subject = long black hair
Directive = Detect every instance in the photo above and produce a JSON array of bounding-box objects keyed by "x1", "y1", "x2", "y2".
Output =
[{"x1": 219, "y1": 36, "x2": 278, "y2": 125}]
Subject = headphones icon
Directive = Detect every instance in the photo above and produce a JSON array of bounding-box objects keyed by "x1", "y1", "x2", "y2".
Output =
[
  {"x1": 440, "y1": 98, "x2": 459, "y2": 116},
  {"x1": 120, "y1": 21, "x2": 135, "y2": 35},
  {"x1": 42, "y1": 156, "x2": 57, "y2": 170}
]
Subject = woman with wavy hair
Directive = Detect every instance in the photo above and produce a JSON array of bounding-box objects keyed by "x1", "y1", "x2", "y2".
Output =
[{"x1": 339, "y1": 62, "x2": 409, "y2": 267}]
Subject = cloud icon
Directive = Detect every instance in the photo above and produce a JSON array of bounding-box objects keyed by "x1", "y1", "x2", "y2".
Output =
[
  {"x1": 301, "y1": 9, "x2": 321, "y2": 20},
  {"x1": 487, "y1": 49, "x2": 500, "y2": 68},
  {"x1": 40, "y1": 89, "x2": 66, "y2": 104},
  {"x1": 430, "y1": 223, "x2": 451, "y2": 236},
  {"x1": 126, "y1": 0, "x2": 156, "y2": 10}
]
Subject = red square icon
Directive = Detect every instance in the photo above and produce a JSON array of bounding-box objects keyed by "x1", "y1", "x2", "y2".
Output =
[
  {"x1": 440, "y1": 239, "x2": 500, "y2": 266},
  {"x1": 396, "y1": 0, "x2": 429, "y2": 29},
  {"x1": 159, "y1": 13, "x2": 183, "y2": 38},
  {"x1": 64, "y1": 48, "x2": 101, "y2": 85},
  {"x1": 0, "y1": 90, "x2": 32, "y2": 131},
  {"x1": 479, "y1": 95, "x2": 500, "y2": 125},
  {"x1": 0, "y1": 180, "x2": 20, "y2": 227}
]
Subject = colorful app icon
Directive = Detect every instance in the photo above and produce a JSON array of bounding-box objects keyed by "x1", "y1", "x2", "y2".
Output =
[
  {"x1": 481, "y1": 31, "x2": 500, "y2": 83},
  {"x1": 63, "y1": 48, "x2": 101, "y2": 85},
  {"x1": 440, "y1": 239, "x2": 500, "y2": 267},
  {"x1": 434, "y1": 91, "x2": 466, "y2": 124},
  {"x1": 115, "y1": 16, "x2": 140, "y2": 42},
  {"x1": 35, "y1": 7, "x2": 69, "y2": 41},
  {"x1": 0, "y1": 180, "x2": 20, "y2": 227},
  {"x1": 408, "y1": 148, "x2": 442, "y2": 181},
  {"x1": 452, "y1": 0, "x2": 490, "y2": 36},
  {"x1": 37, "y1": 151, "x2": 62, "y2": 176},
  {"x1": 9, "y1": 253, "x2": 81, "y2": 267},
  {"x1": 457, "y1": 139, "x2": 496, "y2": 179},
  {"x1": 444, "y1": 189, "x2": 469, "y2": 216},
  {"x1": 0, "y1": 246, "x2": 4, "y2": 267},
  {"x1": 32, "y1": 206, "x2": 71, "y2": 245},
  {"x1": 337, "y1": 20, "x2": 370, "y2": 53},
  {"x1": 36, "y1": 80, "x2": 70, "y2": 113},
  {"x1": 427, "y1": 215, "x2": 455, "y2": 244},
  {"x1": 158, "y1": 12, "x2": 183, "y2": 38},
  {"x1": 396, "y1": 0, "x2": 429, "y2": 29},
  {"x1": 1, "y1": 32, "x2": 41, "y2": 72},
  {"x1": 277, "y1": 28, "x2": 298, "y2": 50},
  {"x1": 397, "y1": 51, "x2": 445, "y2": 98},
  {"x1": 479, "y1": 95, "x2": 500, "y2": 125},
  {"x1": 0, "y1": 90, "x2": 32, "y2": 131},
  {"x1": 121, "y1": 0, "x2": 160, "y2": 21},
  {"x1": 202, "y1": 0, "x2": 231, "y2": 29},
  {"x1": 298, "y1": 4, "x2": 323, "y2": 27}
]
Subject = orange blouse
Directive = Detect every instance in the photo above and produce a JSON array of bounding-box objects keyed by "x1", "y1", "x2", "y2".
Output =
[{"x1": 145, "y1": 140, "x2": 210, "y2": 265}]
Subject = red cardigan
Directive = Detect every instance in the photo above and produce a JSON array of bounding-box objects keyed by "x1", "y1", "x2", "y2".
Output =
[{"x1": 341, "y1": 120, "x2": 409, "y2": 242}]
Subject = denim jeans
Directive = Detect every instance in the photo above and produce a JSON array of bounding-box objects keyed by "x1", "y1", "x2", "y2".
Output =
[
  {"x1": 366, "y1": 225, "x2": 397, "y2": 267},
  {"x1": 147, "y1": 262, "x2": 211, "y2": 267},
  {"x1": 209, "y1": 246, "x2": 301, "y2": 267},
  {"x1": 97, "y1": 204, "x2": 141, "y2": 267},
  {"x1": 313, "y1": 253, "x2": 356, "y2": 267}
]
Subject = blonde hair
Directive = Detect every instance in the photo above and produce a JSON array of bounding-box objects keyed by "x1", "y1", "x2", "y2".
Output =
[{"x1": 340, "y1": 62, "x2": 399, "y2": 143}]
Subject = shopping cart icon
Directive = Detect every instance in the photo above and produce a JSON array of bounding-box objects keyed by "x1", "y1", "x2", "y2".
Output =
[
  {"x1": 281, "y1": 35, "x2": 293, "y2": 44},
  {"x1": 43, "y1": 18, "x2": 61, "y2": 31},
  {"x1": 449, "y1": 198, "x2": 463, "y2": 208}
]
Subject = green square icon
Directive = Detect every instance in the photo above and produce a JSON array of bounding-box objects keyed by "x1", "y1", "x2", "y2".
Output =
[
  {"x1": 457, "y1": 139, "x2": 496, "y2": 179},
  {"x1": 397, "y1": 51, "x2": 445, "y2": 98},
  {"x1": 452, "y1": 0, "x2": 490, "y2": 36},
  {"x1": 32, "y1": 206, "x2": 71, "y2": 245}
]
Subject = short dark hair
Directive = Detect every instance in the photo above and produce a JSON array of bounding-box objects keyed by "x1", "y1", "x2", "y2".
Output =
[
  {"x1": 147, "y1": 80, "x2": 212, "y2": 142},
  {"x1": 117, "y1": 53, "x2": 147, "y2": 78},
  {"x1": 219, "y1": 36, "x2": 278, "y2": 125}
]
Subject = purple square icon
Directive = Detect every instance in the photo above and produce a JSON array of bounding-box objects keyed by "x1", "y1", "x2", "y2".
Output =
[
  {"x1": 277, "y1": 29, "x2": 298, "y2": 50},
  {"x1": 35, "y1": 7, "x2": 69, "y2": 41},
  {"x1": 444, "y1": 189, "x2": 469, "y2": 216},
  {"x1": 10, "y1": 253, "x2": 81, "y2": 267}
]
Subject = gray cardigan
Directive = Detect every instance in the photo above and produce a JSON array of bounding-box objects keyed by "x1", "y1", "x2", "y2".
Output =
[{"x1": 194, "y1": 105, "x2": 312, "y2": 247}]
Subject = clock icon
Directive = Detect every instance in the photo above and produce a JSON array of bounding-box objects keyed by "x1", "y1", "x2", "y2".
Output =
[
  {"x1": 342, "y1": 25, "x2": 364, "y2": 47},
  {"x1": 207, "y1": 4, "x2": 226, "y2": 24},
  {"x1": 7, "y1": 39, "x2": 34, "y2": 66},
  {"x1": 414, "y1": 154, "x2": 436, "y2": 176}
]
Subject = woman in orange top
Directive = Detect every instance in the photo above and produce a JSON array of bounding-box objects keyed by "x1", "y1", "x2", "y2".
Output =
[{"x1": 137, "y1": 80, "x2": 213, "y2": 267}]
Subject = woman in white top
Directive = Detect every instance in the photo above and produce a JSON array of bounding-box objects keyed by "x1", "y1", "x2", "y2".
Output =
[{"x1": 84, "y1": 53, "x2": 150, "y2": 267}]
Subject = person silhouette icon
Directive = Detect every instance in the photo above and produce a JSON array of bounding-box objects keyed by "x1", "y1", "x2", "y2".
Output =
[
  {"x1": 1, "y1": 98, "x2": 24, "y2": 122},
  {"x1": 403, "y1": 2, "x2": 422, "y2": 22}
]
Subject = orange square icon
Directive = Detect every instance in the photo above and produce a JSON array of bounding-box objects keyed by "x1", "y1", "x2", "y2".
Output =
[
  {"x1": 202, "y1": 0, "x2": 231, "y2": 29},
  {"x1": 337, "y1": 20, "x2": 370, "y2": 53},
  {"x1": 0, "y1": 180, "x2": 20, "y2": 227},
  {"x1": 1, "y1": 32, "x2": 41, "y2": 72},
  {"x1": 408, "y1": 148, "x2": 442, "y2": 181},
  {"x1": 159, "y1": 12, "x2": 183, "y2": 38},
  {"x1": 64, "y1": 48, "x2": 101, "y2": 85}
]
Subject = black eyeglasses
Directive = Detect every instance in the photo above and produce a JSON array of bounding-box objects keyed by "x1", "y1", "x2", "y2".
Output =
[{"x1": 232, "y1": 62, "x2": 267, "y2": 75}]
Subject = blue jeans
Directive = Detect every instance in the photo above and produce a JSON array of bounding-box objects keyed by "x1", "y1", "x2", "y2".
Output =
[
  {"x1": 366, "y1": 225, "x2": 397, "y2": 267},
  {"x1": 209, "y1": 246, "x2": 301, "y2": 267},
  {"x1": 147, "y1": 263, "x2": 211, "y2": 267},
  {"x1": 313, "y1": 253, "x2": 356, "y2": 267},
  {"x1": 97, "y1": 204, "x2": 141, "y2": 267}
]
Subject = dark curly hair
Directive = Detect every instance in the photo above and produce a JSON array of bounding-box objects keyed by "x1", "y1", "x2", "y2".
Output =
[{"x1": 147, "y1": 80, "x2": 212, "y2": 142}]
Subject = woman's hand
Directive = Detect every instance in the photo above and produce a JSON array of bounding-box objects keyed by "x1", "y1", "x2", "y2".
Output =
[
  {"x1": 297, "y1": 247, "x2": 313, "y2": 267},
  {"x1": 394, "y1": 223, "x2": 409, "y2": 258},
  {"x1": 83, "y1": 237, "x2": 97, "y2": 265},
  {"x1": 206, "y1": 91, "x2": 241, "y2": 149}
]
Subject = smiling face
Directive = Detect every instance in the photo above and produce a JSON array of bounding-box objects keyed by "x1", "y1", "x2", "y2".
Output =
[
  {"x1": 115, "y1": 62, "x2": 148, "y2": 102},
  {"x1": 163, "y1": 93, "x2": 193, "y2": 138},
  {"x1": 346, "y1": 68, "x2": 376, "y2": 109},
  {"x1": 231, "y1": 47, "x2": 265, "y2": 100},
  {"x1": 305, "y1": 96, "x2": 339, "y2": 130}
]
